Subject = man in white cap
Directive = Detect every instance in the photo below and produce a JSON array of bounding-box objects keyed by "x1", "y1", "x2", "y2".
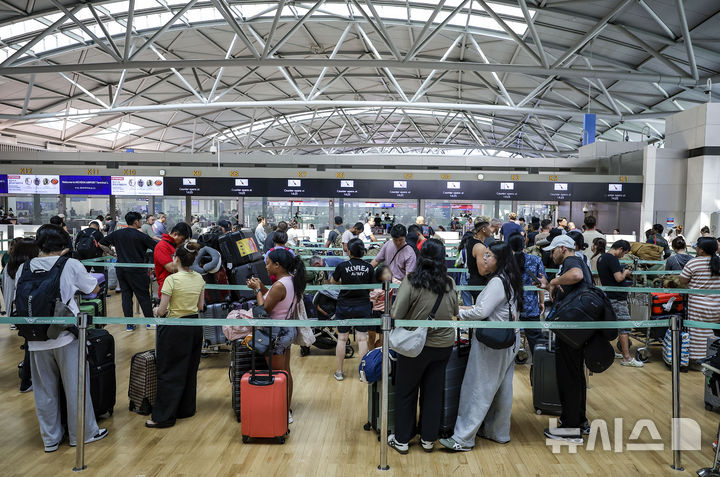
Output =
[{"x1": 538, "y1": 234, "x2": 593, "y2": 445}]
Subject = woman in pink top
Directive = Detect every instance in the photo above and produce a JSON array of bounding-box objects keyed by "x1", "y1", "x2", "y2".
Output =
[{"x1": 247, "y1": 248, "x2": 307, "y2": 413}]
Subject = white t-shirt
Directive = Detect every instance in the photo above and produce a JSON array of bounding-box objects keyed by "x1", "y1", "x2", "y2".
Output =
[
  {"x1": 16, "y1": 256, "x2": 98, "y2": 351},
  {"x1": 362, "y1": 223, "x2": 374, "y2": 242},
  {"x1": 341, "y1": 229, "x2": 357, "y2": 245},
  {"x1": 286, "y1": 228, "x2": 300, "y2": 247}
]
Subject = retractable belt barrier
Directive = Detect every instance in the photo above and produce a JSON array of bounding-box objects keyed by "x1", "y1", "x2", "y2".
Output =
[{"x1": 15, "y1": 261, "x2": 720, "y2": 472}]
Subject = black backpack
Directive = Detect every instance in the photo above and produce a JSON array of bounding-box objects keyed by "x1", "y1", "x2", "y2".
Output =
[
  {"x1": 198, "y1": 226, "x2": 222, "y2": 251},
  {"x1": 76, "y1": 228, "x2": 102, "y2": 259},
  {"x1": 14, "y1": 256, "x2": 76, "y2": 341}
]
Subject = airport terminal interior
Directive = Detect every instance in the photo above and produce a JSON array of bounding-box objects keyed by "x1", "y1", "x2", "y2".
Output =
[{"x1": 1, "y1": 0, "x2": 720, "y2": 475}]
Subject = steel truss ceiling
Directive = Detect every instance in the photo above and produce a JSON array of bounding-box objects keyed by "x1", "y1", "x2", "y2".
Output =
[{"x1": 0, "y1": 0, "x2": 717, "y2": 157}]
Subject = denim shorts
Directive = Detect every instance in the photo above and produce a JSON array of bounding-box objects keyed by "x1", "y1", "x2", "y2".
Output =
[{"x1": 336, "y1": 301, "x2": 372, "y2": 333}]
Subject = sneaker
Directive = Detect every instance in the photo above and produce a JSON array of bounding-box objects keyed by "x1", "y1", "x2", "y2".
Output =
[
  {"x1": 439, "y1": 437, "x2": 471, "y2": 452},
  {"x1": 126, "y1": 325, "x2": 135, "y2": 332},
  {"x1": 44, "y1": 441, "x2": 60, "y2": 453},
  {"x1": 9, "y1": 324, "x2": 17, "y2": 330},
  {"x1": 544, "y1": 427, "x2": 583, "y2": 445},
  {"x1": 288, "y1": 410, "x2": 293, "y2": 424},
  {"x1": 420, "y1": 439, "x2": 434, "y2": 453},
  {"x1": 333, "y1": 371, "x2": 344, "y2": 381},
  {"x1": 387, "y1": 434, "x2": 409, "y2": 455},
  {"x1": 19, "y1": 382, "x2": 33, "y2": 393},
  {"x1": 621, "y1": 358, "x2": 644, "y2": 368},
  {"x1": 615, "y1": 352, "x2": 623, "y2": 359},
  {"x1": 71, "y1": 428, "x2": 108, "y2": 446},
  {"x1": 146, "y1": 324, "x2": 154, "y2": 329},
  {"x1": 581, "y1": 422, "x2": 591, "y2": 435}
]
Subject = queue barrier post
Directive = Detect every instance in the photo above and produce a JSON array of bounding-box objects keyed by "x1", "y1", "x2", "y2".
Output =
[
  {"x1": 670, "y1": 312, "x2": 683, "y2": 472},
  {"x1": 73, "y1": 312, "x2": 91, "y2": 472},
  {"x1": 378, "y1": 279, "x2": 391, "y2": 471}
]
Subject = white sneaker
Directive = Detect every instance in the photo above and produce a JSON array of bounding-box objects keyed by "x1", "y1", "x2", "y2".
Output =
[
  {"x1": 44, "y1": 441, "x2": 60, "y2": 453},
  {"x1": 621, "y1": 358, "x2": 644, "y2": 368},
  {"x1": 333, "y1": 371, "x2": 344, "y2": 381},
  {"x1": 614, "y1": 352, "x2": 623, "y2": 359},
  {"x1": 420, "y1": 439, "x2": 434, "y2": 452},
  {"x1": 387, "y1": 434, "x2": 409, "y2": 455},
  {"x1": 288, "y1": 410, "x2": 293, "y2": 424},
  {"x1": 70, "y1": 428, "x2": 108, "y2": 446}
]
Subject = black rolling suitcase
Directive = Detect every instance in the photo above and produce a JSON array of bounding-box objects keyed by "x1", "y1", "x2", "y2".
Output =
[
  {"x1": 531, "y1": 332, "x2": 562, "y2": 416},
  {"x1": 704, "y1": 337, "x2": 720, "y2": 412},
  {"x1": 201, "y1": 302, "x2": 230, "y2": 348},
  {"x1": 85, "y1": 328, "x2": 116, "y2": 417},
  {"x1": 438, "y1": 333, "x2": 470, "y2": 437},
  {"x1": 230, "y1": 260, "x2": 272, "y2": 301},
  {"x1": 230, "y1": 340, "x2": 268, "y2": 422},
  {"x1": 364, "y1": 359, "x2": 396, "y2": 437},
  {"x1": 219, "y1": 231, "x2": 263, "y2": 267}
]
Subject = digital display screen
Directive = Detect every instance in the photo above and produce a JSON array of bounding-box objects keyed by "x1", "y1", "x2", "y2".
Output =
[
  {"x1": 59, "y1": 176, "x2": 111, "y2": 195},
  {"x1": 7, "y1": 174, "x2": 60, "y2": 194},
  {"x1": 111, "y1": 176, "x2": 164, "y2": 196}
]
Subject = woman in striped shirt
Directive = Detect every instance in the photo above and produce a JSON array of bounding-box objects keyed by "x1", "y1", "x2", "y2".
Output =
[{"x1": 679, "y1": 237, "x2": 720, "y2": 361}]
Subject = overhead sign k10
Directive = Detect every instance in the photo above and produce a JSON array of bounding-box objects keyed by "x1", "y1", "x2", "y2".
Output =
[{"x1": 163, "y1": 177, "x2": 643, "y2": 202}]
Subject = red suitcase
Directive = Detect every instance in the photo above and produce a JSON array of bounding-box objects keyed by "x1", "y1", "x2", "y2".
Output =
[
  {"x1": 240, "y1": 328, "x2": 289, "y2": 444},
  {"x1": 651, "y1": 292, "x2": 683, "y2": 315}
]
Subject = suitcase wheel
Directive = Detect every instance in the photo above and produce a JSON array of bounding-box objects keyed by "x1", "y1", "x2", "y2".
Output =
[
  {"x1": 242, "y1": 435, "x2": 249, "y2": 443},
  {"x1": 277, "y1": 436, "x2": 286, "y2": 444},
  {"x1": 300, "y1": 346, "x2": 311, "y2": 357},
  {"x1": 345, "y1": 345, "x2": 355, "y2": 359},
  {"x1": 706, "y1": 402, "x2": 714, "y2": 412},
  {"x1": 535, "y1": 408, "x2": 543, "y2": 415},
  {"x1": 363, "y1": 422, "x2": 372, "y2": 431}
]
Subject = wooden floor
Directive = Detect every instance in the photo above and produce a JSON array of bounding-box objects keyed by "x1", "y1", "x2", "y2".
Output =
[{"x1": 1, "y1": 294, "x2": 718, "y2": 476}]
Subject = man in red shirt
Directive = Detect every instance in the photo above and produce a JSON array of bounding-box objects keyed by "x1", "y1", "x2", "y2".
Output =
[{"x1": 154, "y1": 222, "x2": 192, "y2": 297}]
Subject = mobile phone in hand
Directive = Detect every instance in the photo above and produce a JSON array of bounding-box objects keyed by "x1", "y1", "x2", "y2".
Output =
[{"x1": 529, "y1": 272, "x2": 542, "y2": 285}]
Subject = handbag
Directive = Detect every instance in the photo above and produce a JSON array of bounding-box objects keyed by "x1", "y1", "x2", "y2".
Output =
[
  {"x1": 292, "y1": 299, "x2": 316, "y2": 347},
  {"x1": 474, "y1": 300, "x2": 517, "y2": 350},
  {"x1": 222, "y1": 309, "x2": 253, "y2": 342},
  {"x1": 389, "y1": 289, "x2": 444, "y2": 358}
]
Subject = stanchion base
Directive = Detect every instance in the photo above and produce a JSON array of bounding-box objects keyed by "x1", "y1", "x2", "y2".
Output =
[
  {"x1": 670, "y1": 465, "x2": 684, "y2": 472},
  {"x1": 72, "y1": 466, "x2": 87, "y2": 472},
  {"x1": 697, "y1": 468, "x2": 720, "y2": 477},
  {"x1": 377, "y1": 465, "x2": 390, "y2": 471}
]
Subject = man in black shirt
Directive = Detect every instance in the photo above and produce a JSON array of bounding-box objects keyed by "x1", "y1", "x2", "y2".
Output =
[
  {"x1": 540, "y1": 234, "x2": 593, "y2": 444},
  {"x1": 330, "y1": 237, "x2": 374, "y2": 381},
  {"x1": 100, "y1": 211, "x2": 157, "y2": 331},
  {"x1": 596, "y1": 240, "x2": 641, "y2": 368}
]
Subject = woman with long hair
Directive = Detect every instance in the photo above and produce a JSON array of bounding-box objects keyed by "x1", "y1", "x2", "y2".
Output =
[
  {"x1": 678, "y1": 237, "x2": 720, "y2": 362},
  {"x1": 3, "y1": 238, "x2": 40, "y2": 392},
  {"x1": 440, "y1": 241, "x2": 523, "y2": 452},
  {"x1": 247, "y1": 248, "x2": 306, "y2": 421},
  {"x1": 507, "y1": 233, "x2": 545, "y2": 358},
  {"x1": 590, "y1": 237, "x2": 607, "y2": 285},
  {"x1": 147, "y1": 241, "x2": 205, "y2": 428},
  {"x1": 387, "y1": 239, "x2": 458, "y2": 454}
]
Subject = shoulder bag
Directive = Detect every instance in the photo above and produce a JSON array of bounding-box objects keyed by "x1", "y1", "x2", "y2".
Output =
[
  {"x1": 474, "y1": 300, "x2": 517, "y2": 350},
  {"x1": 389, "y1": 289, "x2": 444, "y2": 358}
]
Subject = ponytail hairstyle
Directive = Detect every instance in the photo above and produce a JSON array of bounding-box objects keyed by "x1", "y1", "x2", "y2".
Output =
[
  {"x1": 267, "y1": 248, "x2": 306, "y2": 301},
  {"x1": 408, "y1": 238, "x2": 453, "y2": 295},
  {"x1": 175, "y1": 240, "x2": 200, "y2": 268},
  {"x1": 592, "y1": 237, "x2": 607, "y2": 259},
  {"x1": 696, "y1": 237, "x2": 720, "y2": 276},
  {"x1": 487, "y1": 241, "x2": 524, "y2": 312},
  {"x1": 507, "y1": 232, "x2": 526, "y2": 271}
]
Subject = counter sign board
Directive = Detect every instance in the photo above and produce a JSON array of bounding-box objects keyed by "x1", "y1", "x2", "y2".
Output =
[
  {"x1": 8, "y1": 174, "x2": 60, "y2": 194},
  {"x1": 111, "y1": 176, "x2": 164, "y2": 196}
]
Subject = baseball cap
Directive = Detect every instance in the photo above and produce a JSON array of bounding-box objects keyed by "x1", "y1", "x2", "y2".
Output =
[
  {"x1": 218, "y1": 219, "x2": 232, "y2": 230},
  {"x1": 543, "y1": 234, "x2": 577, "y2": 251}
]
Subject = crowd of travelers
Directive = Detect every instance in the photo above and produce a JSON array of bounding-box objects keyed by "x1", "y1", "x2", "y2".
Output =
[{"x1": 1, "y1": 208, "x2": 719, "y2": 455}]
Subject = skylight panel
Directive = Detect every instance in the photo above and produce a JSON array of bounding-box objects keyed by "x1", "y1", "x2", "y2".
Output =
[{"x1": 92, "y1": 121, "x2": 143, "y2": 141}]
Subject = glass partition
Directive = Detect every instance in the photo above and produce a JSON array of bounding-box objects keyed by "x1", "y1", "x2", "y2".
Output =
[
  {"x1": 340, "y1": 199, "x2": 417, "y2": 229},
  {"x1": 191, "y1": 198, "x2": 237, "y2": 226},
  {"x1": 516, "y1": 202, "x2": 556, "y2": 222},
  {"x1": 7, "y1": 196, "x2": 34, "y2": 224},
  {"x1": 6, "y1": 195, "x2": 59, "y2": 224},
  {"x1": 424, "y1": 201, "x2": 495, "y2": 229},
  {"x1": 154, "y1": 197, "x2": 186, "y2": 229}
]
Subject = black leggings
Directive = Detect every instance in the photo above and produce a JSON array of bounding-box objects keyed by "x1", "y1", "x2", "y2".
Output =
[
  {"x1": 152, "y1": 322, "x2": 202, "y2": 425},
  {"x1": 555, "y1": 338, "x2": 587, "y2": 428},
  {"x1": 395, "y1": 345, "x2": 452, "y2": 443}
]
